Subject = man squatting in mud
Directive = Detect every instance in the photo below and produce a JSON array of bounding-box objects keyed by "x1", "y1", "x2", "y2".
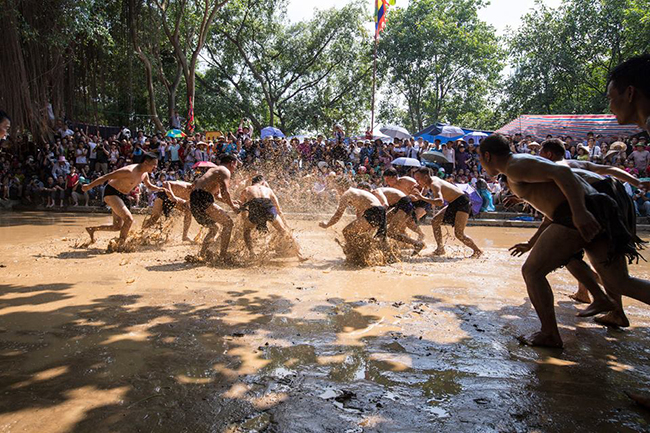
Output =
[
  {"x1": 238, "y1": 174, "x2": 306, "y2": 261},
  {"x1": 142, "y1": 179, "x2": 193, "y2": 242},
  {"x1": 189, "y1": 154, "x2": 240, "y2": 261}
]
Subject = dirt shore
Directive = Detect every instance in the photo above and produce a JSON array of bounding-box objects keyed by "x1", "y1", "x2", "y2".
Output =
[{"x1": 1, "y1": 211, "x2": 649, "y2": 432}]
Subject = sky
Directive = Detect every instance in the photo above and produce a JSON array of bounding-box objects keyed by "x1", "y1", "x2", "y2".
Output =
[{"x1": 286, "y1": 0, "x2": 564, "y2": 35}]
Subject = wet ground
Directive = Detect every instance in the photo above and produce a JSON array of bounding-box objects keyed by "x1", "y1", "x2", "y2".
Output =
[{"x1": 1, "y1": 211, "x2": 649, "y2": 432}]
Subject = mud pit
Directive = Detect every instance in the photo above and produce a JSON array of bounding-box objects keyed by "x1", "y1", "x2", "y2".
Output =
[{"x1": 1, "y1": 211, "x2": 650, "y2": 432}]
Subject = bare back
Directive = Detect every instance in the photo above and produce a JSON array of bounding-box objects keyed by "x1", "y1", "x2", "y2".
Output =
[
  {"x1": 240, "y1": 184, "x2": 273, "y2": 203},
  {"x1": 429, "y1": 176, "x2": 463, "y2": 203},
  {"x1": 376, "y1": 187, "x2": 406, "y2": 206},
  {"x1": 395, "y1": 176, "x2": 418, "y2": 195},
  {"x1": 166, "y1": 180, "x2": 193, "y2": 200},
  {"x1": 194, "y1": 166, "x2": 231, "y2": 196},
  {"x1": 341, "y1": 188, "x2": 383, "y2": 213}
]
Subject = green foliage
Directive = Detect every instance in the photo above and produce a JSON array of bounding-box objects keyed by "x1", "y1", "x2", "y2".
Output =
[
  {"x1": 503, "y1": 0, "x2": 650, "y2": 119},
  {"x1": 377, "y1": 0, "x2": 503, "y2": 132}
]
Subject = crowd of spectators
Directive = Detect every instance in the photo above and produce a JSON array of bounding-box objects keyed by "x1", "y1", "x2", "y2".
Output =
[{"x1": 1, "y1": 112, "x2": 649, "y2": 218}]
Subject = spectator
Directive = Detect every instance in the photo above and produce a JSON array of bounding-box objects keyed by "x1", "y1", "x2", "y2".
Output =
[{"x1": 627, "y1": 142, "x2": 650, "y2": 176}]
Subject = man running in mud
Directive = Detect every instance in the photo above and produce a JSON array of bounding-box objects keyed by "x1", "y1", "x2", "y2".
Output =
[
  {"x1": 358, "y1": 183, "x2": 425, "y2": 255},
  {"x1": 238, "y1": 174, "x2": 305, "y2": 261},
  {"x1": 530, "y1": 138, "x2": 644, "y2": 325},
  {"x1": 190, "y1": 154, "x2": 240, "y2": 261},
  {"x1": 479, "y1": 133, "x2": 650, "y2": 348},
  {"x1": 142, "y1": 180, "x2": 193, "y2": 242},
  {"x1": 83, "y1": 152, "x2": 161, "y2": 245},
  {"x1": 319, "y1": 178, "x2": 387, "y2": 246},
  {"x1": 382, "y1": 168, "x2": 426, "y2": 241},
  {"x1": 607, "y1": 53, "x2": 650, "y2": 411},
  {"x1": 412, "y1": 167, "x2": 482, "y2": 258}
]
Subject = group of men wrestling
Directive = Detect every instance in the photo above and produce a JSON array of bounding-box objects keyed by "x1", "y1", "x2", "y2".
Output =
[
  {"x1": 83, "y1": 154, "x2": 303, "y2": 262},
  {"x1": 318, "y1": 167, "x2": 482, "y2": 259}
]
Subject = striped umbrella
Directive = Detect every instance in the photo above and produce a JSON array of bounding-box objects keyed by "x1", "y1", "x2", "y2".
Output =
[{"x1": 496, "y1": 114, "x2": 641, "y2": 139}]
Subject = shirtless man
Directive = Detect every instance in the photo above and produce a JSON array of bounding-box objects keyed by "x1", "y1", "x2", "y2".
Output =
[
  {"x1": 83, "y1": 152, "x2": 161, "y2": 244},
  {"x1": 383, "y1": 168, "x2": 426, "y2": 241},
  {"x1": 190, "y1": 154, "x2": 240, "y2": 260},
  {"x1": 358, "y1": 183, "x2": 425, "y2": 255},
  {"x1": 479, "y1": 133, "x2": 649, "y2": 347},
  {"x1": 412, "y1": 167, "x2": 482, "y2": 258},
  {"x1": 142, "y1": 180, "x2": 193, "y2": 242},
  {"x1": 319, "y1": 178, "x2": 387, "y2": 245},
  {"x1": 238, "y1": 174, "x2": 305, "y2": 260}
]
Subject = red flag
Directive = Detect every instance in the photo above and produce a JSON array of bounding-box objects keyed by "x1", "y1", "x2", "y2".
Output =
[{"x1": 187, "y1": 96, "x2": 195, "y2": 134}]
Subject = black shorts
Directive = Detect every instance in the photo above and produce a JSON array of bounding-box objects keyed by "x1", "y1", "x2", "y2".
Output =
[
  {"x1": 393, "y1": 196, "x2": 417, "y2": 223},
  {"x1": 190, "y1": 189, "x2": 216, "y2": 227},
  {"x1": 442, "y1": 194, "x2": 471, "y2": 226},
  {"x1": 104, "y1": 184, "x2": 131, "y2": 208},
  {"x1": 412, "y1": 200, "x2": 432, "y2": 214},
  {"x1": 242, "y1": 198, "x2": 277, "y2": 232},
  {"x1": 552, "y1": 192, "x2": 642, "y2": 264},
  {"x1": 363, "y1": 206, "x2": 387, "y2": 239},
  {"x1": 156, "y1": 191, "x2": 176, "y2": 217}
]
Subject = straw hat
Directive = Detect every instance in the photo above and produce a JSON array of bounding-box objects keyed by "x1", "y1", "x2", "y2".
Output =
[
  {"x1": 577, "y1": 143, "x2": 589, "y2": 153},
  {"x1": 604, "y1": 141, "x2": 628, "y2": 159},
  {"x1": 527, "y1": 141, "x2": 541, "y2": 150}
]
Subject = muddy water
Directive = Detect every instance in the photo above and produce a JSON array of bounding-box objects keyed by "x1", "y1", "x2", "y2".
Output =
[{"x1": 1, "y1": 211, "x2": 649, "y2": 432}]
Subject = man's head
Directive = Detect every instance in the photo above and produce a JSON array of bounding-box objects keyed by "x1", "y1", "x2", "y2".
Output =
[
  {"x1": 607, "y1": 55, "x2": 650, "y2": 127},
  {"x1": 479, "y1": 134, "x2": 512, "y2": 176},
  {"x1": 357, "y1": 181, "x2": 373, "y2": 191},
  {"x1": 141, "y1": 152, "x2": 159, "y2": 171},
  {"x1": 383, "y1": 167, "x2": 398, "y2": 187},
  {"x1": 413, "y1": 167, "x2": 432, "y2": 185},
  {"x1": 0, "y1": 110, "x2": 11, "y2": 140},
  {"x1": 220, "y1": 154, "x2": 239, "y2": 172},
  {"x1": 251, "y1": 174, "x2": 264, "y2": 185},
  {"x1": 540, "y1": 139, "x2": 566, "y2": 162}
]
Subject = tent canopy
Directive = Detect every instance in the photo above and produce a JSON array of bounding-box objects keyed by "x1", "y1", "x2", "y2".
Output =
[
  {"x1": 414, "y1": 122, "x2": 492, "y2": 144},
  {"x1": 496, "y1": 114, "x2": 641, "y2": 140}
]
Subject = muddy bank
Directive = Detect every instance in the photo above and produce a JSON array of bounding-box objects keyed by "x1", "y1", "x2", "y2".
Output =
[{"x1": 1, "y1": 212, "x2": 649, "y2": 432}]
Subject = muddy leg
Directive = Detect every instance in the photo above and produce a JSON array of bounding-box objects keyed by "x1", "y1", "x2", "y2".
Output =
[
  {"x1": 181, "y1": 205, "x2": 192, "y2": 242},
  {"x1": 565, "y1": 259, "x2": 614, "y2": 317},
  {"x1": 431, "y1": 208, "x2": 446, "y2": 255},
  {"x1": 205, "y1": 204, "x2": 233, "y2": 259},
  {"x1": 520, "y1": 224, "x2": 587, "y2": 348},
  {"x1": 453, "y1": 211, "x2": 482, "y2": 258}
]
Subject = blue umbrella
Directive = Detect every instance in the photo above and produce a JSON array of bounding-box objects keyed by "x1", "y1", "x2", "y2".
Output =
[{"x1": 261, "y1": 126, "x2": 285, "y2": 139}]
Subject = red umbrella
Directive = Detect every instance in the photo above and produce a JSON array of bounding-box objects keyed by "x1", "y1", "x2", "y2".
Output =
[{"x1": 192, "y1": 161, "x2": 217, "y2": 169}]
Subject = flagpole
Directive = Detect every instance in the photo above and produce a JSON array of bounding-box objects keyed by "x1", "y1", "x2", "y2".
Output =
[{"x1": 371, "y1": 33, "x2": 378, "y2": 135}]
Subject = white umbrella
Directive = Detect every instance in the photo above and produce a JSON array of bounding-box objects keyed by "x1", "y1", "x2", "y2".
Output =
[
  {"x1": 391, "y1": 157, "x2": 421, "y2": 167},
  {"x1": 380, "y1": 125, "x2": 411, "y2": 140},
  {"x1": 438, "y1": 125, "x2": 465, "y2": 138},
  {"x1": 463, "y1": 131, "x2": 488, "y2": 143}
]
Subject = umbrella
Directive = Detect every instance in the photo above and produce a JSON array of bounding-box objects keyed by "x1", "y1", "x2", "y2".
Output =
[
  {"x1": 421, "y1": 151, "x2": 450, "y2": 164},
  {"x1": 261, "y1": 126, "x2": 285, "y2": 139},
  {"x1": 380, "y1": 125, "x2": 411, "y2": 140},
  {"x1": 437, "y1": 125, "x2": 465, "y2": 138},
  {"x1": 391, "y1": 157, "x2": 421, "y2": 167},
  {"x1": 455, "y1": 184, "x2": 482, "y2": 215},
  {"x1": 166, "y1": 129, "x2": 186, "y2": 138},
  {"x1": 463, "y1": 131, "x2": 488, "y2": 143},
  {"x1": 192, "y1": 161, "x2": 217, "y2": 169}
]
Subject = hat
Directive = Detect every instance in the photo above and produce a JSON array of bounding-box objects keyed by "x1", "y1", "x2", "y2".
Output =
[
  {"x1": 635, "y1": 142, "x2": 646, "y2": 147},
  {"x1": 58, "y1": 156, "x2": 66, "y2": 162},
  {"x1": 527, "y1": 142, "x2": 541, "y2": 150},
  {"x1": 317, "y1": 161, "x2": 329, "y2": 170},
  {"x1": 577, "y1": 144, "x2": 589, "y2": 153}
]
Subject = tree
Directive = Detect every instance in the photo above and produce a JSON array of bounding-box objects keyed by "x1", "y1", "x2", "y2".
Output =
[
  {"x1": 200, "y1": 0, "x2": 373, "y2": 133},
  {"x1": 377, "y1": 0, "x2": 502, "y2": 132},
  {"x1": 504, "y1": 0, "x2": 650, "y2": 118},
  {"x1": 152, "y1": 0, "x2": 229, "y2": 131}
]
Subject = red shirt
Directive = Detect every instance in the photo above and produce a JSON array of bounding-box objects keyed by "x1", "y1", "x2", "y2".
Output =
[{"x1": 66, "y1": 173, "x2": 79, "y2": 188}]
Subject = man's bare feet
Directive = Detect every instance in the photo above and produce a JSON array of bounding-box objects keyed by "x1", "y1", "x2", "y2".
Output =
[
  {"x1": 182, "y1": 237, "x2": 194, "y2": 243},
  {"x1": 432, "y1": 247, "x2": 445, "y2": 256},
  {"x1": 470, "y1": 249, "x2": 483, "y2": 259},
  {"x1": 625, "y1": 391, "x2": 650, "y2": 410},
  {"x1": 85, "y1": 227, "x2": 96, "y2": 244},
  {"x1": 412, "y1": 241, "x2": 425, "y2": 256},
  {"x1": 577, "y1": 297, "x2": 615, "y2": 317},
  {"x1": 594, "y1": 311, "x2": 630, "y2": 328},
  {"x1": 517, "y1": 332, "x2": 563, "y2": 348},
  {"x1": 569, "y1": 293, "x2": 591, "y2": 304}
]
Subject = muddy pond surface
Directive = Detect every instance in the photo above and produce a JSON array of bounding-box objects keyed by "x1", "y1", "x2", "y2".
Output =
[{"x1": 1, "y1": 211, "x2": 649, "y2": 432}]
